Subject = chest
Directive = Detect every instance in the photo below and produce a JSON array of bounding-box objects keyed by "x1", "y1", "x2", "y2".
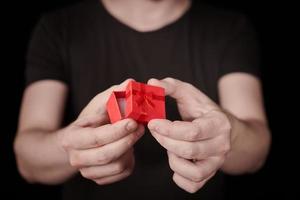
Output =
[{"x1": 67, "y1": 20, "x2": 220, "y2": 117}]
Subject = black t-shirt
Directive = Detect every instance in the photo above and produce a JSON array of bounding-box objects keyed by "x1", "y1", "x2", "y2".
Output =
[{"x1": 25, "y1": 0, "x2": 260, "y2": 199}]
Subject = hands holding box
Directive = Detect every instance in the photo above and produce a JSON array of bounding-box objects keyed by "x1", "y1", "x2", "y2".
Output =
[{"x1": 62, "y1": 78, "x2": 232, "y2": 193}]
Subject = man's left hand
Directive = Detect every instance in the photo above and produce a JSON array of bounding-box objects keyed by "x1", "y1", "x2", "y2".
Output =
[{"x1": 147, "y1": 78, "x2": 233, "y2": 193}]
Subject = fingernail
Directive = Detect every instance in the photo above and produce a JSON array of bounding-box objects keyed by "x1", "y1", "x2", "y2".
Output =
[
  {"x1": 148, "y1": 121, "x2": 156, "y2": 131},
  {"x1": 126, "y1": 120, "x2": 137, "y2": 131}
]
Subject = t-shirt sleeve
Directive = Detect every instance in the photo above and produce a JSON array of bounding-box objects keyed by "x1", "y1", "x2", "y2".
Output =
[
  {"x1": 218, "y1": 15, "x2": 261, "y2": 79},
  {"x1": 25, "y1": 13, "x2": 68, "y2": 86}
]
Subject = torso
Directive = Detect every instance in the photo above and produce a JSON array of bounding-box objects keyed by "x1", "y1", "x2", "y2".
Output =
[{"x1": 49, "y1": 0, "x2": 243, "y2": 199}]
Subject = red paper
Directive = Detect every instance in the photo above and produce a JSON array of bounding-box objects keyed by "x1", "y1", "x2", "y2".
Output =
[{"x1": 106, "y1": 80, "x2": 166, "y2": 124}]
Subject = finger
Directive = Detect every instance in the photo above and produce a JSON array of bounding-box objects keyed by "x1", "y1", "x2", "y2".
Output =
[
  {"x1": 80, "y1": 148, "x2": 134, "y2": 180},
  {"x1": 91, "y1": 119, "x2": 139, "y2": 147},
  {"x1": 63, "y1": 118, "x2": 139, "y2": 150},
  {"x1": 79, "y1": 78, "x2": 135, "y2": 117},
  {"x1": 69, "y1": 125, "x2": 144, "y2": 167},
  {"x1": 151, "y1": 131, "x2": 227, "y2": 160},
  {"x1": 147, "y1": 77, "x2": 212, "y2": 104},
  {"x1": 148, "y1": 119, "x2": 216, "y2": 141},
  {"x1": 168, "y1": 151, "x2": 223, "y2": 182},
  {"x1": 93, "y1": 167, "x2": 133, "y2": 185},
  {"x1": 147, "y1": 78, "x2": 187, "y2": 102},
  {"x1": 173, "y1": 172, "x2": 215, "y2": 193}
]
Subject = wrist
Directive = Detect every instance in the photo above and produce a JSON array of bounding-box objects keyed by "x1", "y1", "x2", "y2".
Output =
[
  {"x1": 55, "y1": 127, "x2": 70, "y2": 154},
  {"x1": 223, "y1": 110, "x2": 239, "y2": 149}
]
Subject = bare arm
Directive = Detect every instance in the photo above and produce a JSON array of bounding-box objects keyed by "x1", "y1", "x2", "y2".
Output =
[
  {"x1": 218, "y1": 73, "x2": 271, "y2": 174},
  {"x1": 14, "y1": 80, "x2": 76, "y2": 184}
]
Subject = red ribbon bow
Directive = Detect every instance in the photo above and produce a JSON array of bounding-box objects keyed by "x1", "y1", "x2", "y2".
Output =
[
  {"x1": 134, "y1": 90, "x2": 155, "y2": 116},
  {"x1": 126, "y1": 84, "x2": 164, "y2": 117}
]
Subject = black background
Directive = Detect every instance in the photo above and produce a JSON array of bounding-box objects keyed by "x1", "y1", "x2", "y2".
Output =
[{"x1": 1, "y1": 0, "x2": 298, "y2": 199}]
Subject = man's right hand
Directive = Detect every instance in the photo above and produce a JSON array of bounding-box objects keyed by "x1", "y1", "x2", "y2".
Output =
[{"x1": 60, "y1": 79, "x2": 145, "y2": 185}]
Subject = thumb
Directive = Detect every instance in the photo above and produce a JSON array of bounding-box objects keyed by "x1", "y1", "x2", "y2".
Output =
[{"x1": 79, "y1": 78, "x2": 135, "y2": 118}]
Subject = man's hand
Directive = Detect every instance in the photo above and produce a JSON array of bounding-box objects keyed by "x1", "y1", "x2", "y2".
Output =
[
  {"x1": 60, "y1": 79, "x2": 145, "y2": 185},
  {"x1": 147, "y1": 78, "x2": 232, "y2": 193}
]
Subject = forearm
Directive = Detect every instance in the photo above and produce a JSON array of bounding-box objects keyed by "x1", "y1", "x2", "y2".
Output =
[
  {"x1": 14, "y1": 127, "x2": 77, "y2": 184},
  {"x1": 221, "y1": 113, "x2": 271, "y2": 175}
]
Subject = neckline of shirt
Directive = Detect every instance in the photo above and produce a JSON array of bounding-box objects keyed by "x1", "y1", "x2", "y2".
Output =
[{"x1": 94, "y1": 0, "x2": 192, "y2": 36}]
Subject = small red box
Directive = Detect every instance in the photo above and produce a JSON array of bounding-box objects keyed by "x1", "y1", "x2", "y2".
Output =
[{"x1": 106, "y1": 81, "x2": 165, "y2": 124}]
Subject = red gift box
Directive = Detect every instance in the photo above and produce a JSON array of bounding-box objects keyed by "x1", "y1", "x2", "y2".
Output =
[{"x1": 106, "y1": 80, "x2": 166, "y2": 124}]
